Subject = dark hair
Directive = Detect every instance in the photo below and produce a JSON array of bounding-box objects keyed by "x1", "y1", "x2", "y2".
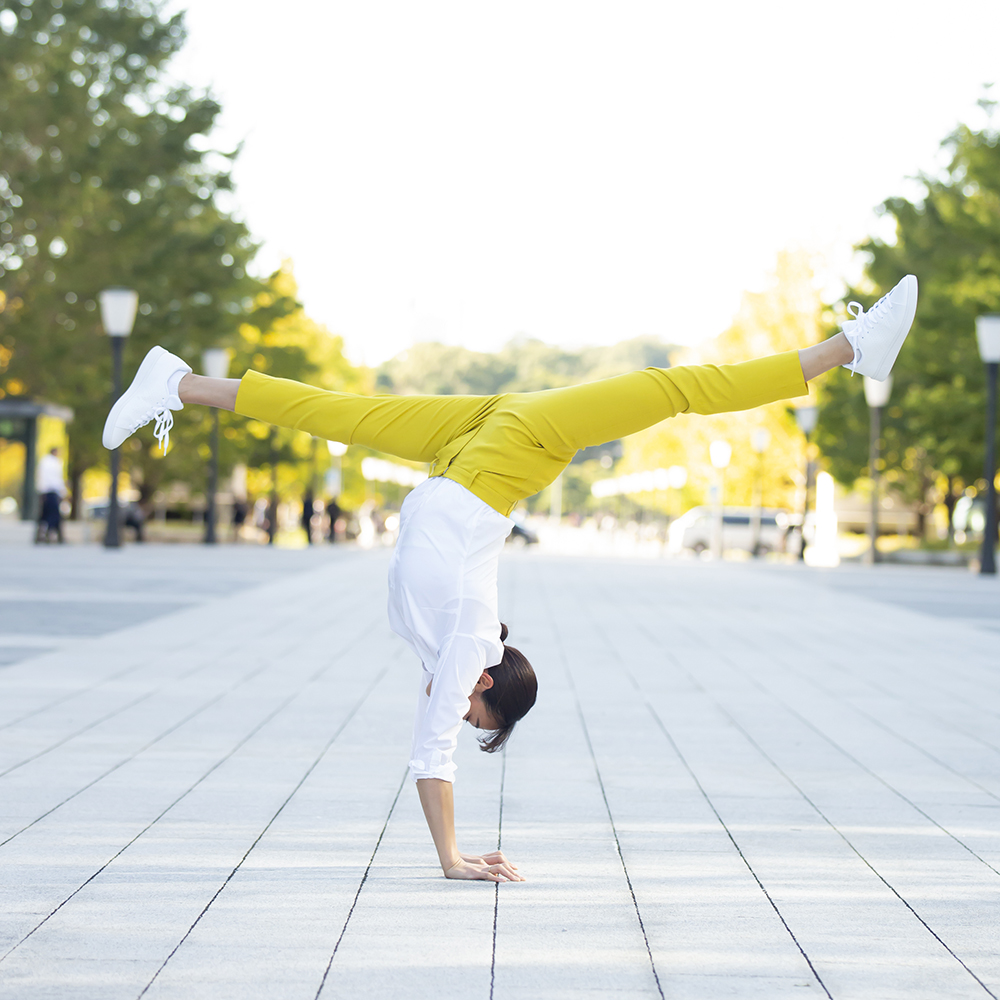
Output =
[{"x1": 478, "y1": 622, "x2": 537, "y2": 753}]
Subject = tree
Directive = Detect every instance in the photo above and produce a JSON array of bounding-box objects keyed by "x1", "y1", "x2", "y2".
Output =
[
  {"x1": 816, "y1": 115, "x2": 1000, "y2": 536},
  {"x1": 622, "y1": 250, "x2": 824, "y2": 517},
  {"x1": 375, "y1": 335, "x2": 674, "y2": 396},
  {"x1": 0, "y1": 0, "x2": 292, "y2": 510}
]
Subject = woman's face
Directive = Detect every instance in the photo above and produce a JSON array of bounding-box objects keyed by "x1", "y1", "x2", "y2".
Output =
[{"x1": 464, "y1": 686, "x2": 500, "y2": 731}]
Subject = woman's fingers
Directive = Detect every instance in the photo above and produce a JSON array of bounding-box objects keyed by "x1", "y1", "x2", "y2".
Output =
[
  {"x1": 445, "y1": 857, "x2": 524, "y2": 882},
  {"x1": 488, "y1": 863, "x2": 524, "y2": 882}
]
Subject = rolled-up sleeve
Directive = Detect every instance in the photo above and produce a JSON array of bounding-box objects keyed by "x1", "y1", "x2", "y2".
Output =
[{"x1": 408, "y1": 633, "x2": 490, "y2": 783}]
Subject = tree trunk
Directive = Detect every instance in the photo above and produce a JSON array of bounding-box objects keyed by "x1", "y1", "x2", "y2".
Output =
[{"x1": 69, "y1": 463, "x2": 85, "y2": 520}]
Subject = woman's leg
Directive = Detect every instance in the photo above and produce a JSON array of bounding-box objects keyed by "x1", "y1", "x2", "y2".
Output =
[
  {"x1": 798, "y1": 333, "x2": 854, "y2": 381},
  {"x1": 178, "y1": 374, "x2": 241, "y2": 410},
  {"x1": 221, "y1": 370, "x2": 495, "y2": 465},
  {"x1": 506, "y1": 348, "x2": 811, "y2": 455}
]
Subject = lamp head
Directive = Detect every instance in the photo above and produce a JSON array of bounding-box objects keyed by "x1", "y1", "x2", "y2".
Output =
[
  {"x1": 863, "y1": 374, "x2": 893, "y2": 408},
  {"x1": 98, "y1": 287, "x2": 139, "y2": 337},
  {"x1": 202, "y1": 348, "x2": 231, "y2": 380},
  {"x1": 976, "y1": 314, "x2": 1000, "y2": 363},
  {"x1": 750, "y1": 428, "x2": 771, "y2": 454},
  {"x1": 794, "y1": 405, "x2": 819, "y2": 436},
  {"x1": 666, "y1": 465, "x2": 688, "y2": 490},
  {"x1": 709, "y1": 440, "x2": 732, "y2": 469}
]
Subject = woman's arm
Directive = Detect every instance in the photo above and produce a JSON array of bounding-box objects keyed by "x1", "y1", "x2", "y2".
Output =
[{"x1": 416, "y1": 778, "x2": 522, "y2": 882}]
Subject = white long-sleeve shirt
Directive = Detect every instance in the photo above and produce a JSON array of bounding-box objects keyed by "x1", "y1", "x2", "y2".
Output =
[
  {"x1": 387, "y1": 476, "x2": 513, "y2": 783},
  {"x1": 36, "y1": 453, "x2": 66, "y2": 496}
]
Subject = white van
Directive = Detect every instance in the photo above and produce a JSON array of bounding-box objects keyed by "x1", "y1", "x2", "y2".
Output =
[{"x1": 668, "y1": 506, "x2": 791, "y2": 556}]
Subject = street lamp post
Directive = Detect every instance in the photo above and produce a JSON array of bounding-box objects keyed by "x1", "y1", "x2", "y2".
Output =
[
  {"x1": 750, "y1": 427, "x2": 771, "y2": 556},
  {"x1": 863, "y1": 375, "x2": 892, "y2": 566},
  {"x1": 201, "y1": 348, "x2": 230, "y2": 544},
  {"x1": 99, "y1": 287, "x2": 139, "y2": 549},
  {"x1": 975, "y1": 315, "x2": 1000, "y2": 575},
  {"x1": 794, "y1": 405, "x2": 819, "y2": 561},
  {"x1": 709, "y1": 440, "x2": 731, "y2": 559}
]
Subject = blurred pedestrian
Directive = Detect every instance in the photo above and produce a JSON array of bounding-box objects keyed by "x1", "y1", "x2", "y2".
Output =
[
  {"x1": 35, "y1": 447, "x2": 66, "y2": 544},
  {"x1": 301, "y1": 488, "x2": 315, "y2": 545},
  {"x1": 231, "y1": 498, "x2": 248, "y2": 542},
  {"x1": 325, "y1": 497, "x2": 341, "y2": 543}
]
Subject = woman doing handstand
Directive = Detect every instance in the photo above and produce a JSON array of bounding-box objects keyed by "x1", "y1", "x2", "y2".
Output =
[{"x1": 103, "y1": 275, "x2": 918, "y2": 884}]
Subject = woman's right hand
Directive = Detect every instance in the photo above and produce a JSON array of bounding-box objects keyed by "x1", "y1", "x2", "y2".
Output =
[{"x1": 445, "y1": 857, "x2": 524, "y2": 882}]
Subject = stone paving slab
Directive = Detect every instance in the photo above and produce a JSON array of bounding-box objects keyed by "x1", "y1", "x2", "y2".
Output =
[{"x1": 0, "y1": 545, "x2": 998, "y2": 998}]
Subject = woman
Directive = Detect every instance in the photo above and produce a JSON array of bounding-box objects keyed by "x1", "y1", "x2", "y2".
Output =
[{"x1": 102, "y1": 274, "x2": 918, "y2": 883}]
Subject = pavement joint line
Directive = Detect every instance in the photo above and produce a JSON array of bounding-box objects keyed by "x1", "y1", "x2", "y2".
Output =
[
  {"x1": 0, "y1": 635, "x2": 96, "y2": 647},
  {"x1": 312, "y1": 768, "x2": 409, "y2": 1000},
  {"x1": 0, "y1": 549, "x2": 368, "y2": 735},
  {"x1": 631, "y1": 577, "x2": 1000, "y2": 710},
  {"x1": 739, "y1": 615, "x2": 1000, "y2": 804},
  {"x1": 0, "y1": 557, "x2": 367, "y2": 751},
  {"x1": 777, "y1": 602, "x2": 1000, "y2": 727},
  {"x1": 802, "y1": 594, "x2": 1000, "y2": 700},
  {"x1": 628, "y1": 577, "x2": 1000, "y2": 821},
  {"x1": 635, "y1": 697, "x2": 835, "y2": 1000},
  {"x1": 0, "y1": 608, "x2": 386, "y2": 968},
  {"x1": 683, "y1": 611, "x2": 1000, "y2": 879},
  {"x1": 562, "y1": 570, "x2": 832, "y2": 1000},
  {"x1": 747, "y1": 607, "x2": 1000, "y2": 761},
  {"x1": 712, "y1": 698, "x2": 1000, "y2": 1000},
  {"x1": 0, "y1": 658, "x2": 274, "y2": 848},
  {"x1": 537, "y1": 563, "x2": 666, "y2": 1000},
  {"x1": 0, "y1": 590, "x2": 197, "y2": 604},
  {"x1": 488, "y1": 748, "x2": 507, "y2": 1000},
  {"x1": 136, "y1": 655, "x2": 398, "y2": 999},
  {"x1": 600, "y1": 586, "x2": 999, "y2": 995}
]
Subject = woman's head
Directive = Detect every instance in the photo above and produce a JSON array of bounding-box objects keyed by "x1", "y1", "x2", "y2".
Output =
[{"x1": 476, "y1": 623, "x2": 537, "y2": 753}]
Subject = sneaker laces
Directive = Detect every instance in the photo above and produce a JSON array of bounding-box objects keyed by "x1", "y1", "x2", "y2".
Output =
[
  {"x1": 128, "y1": 402, "x2": 175, "y2": 453},
  {"x1": 846, "y1": 291, "x2": 892, "y2": 331},
  {"x1": 843, "y1": 293, "x2": 892, "y2": 375}
]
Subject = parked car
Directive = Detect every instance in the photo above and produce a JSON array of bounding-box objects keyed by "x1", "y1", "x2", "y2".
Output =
[
  {"x1": 667, "y1": 505, "x2": 791, "y2": 556},
  {"x1": 85, "y1": 498, "x2": 146, "y2": 541},
  {"x1": 506, "y1": 509, "x2": 539, "y2": 546}
]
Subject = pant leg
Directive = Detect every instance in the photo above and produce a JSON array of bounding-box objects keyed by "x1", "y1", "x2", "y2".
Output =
[
  {"x1": 234, "y1": 370, "x2": 499, "y2": 464},
  {"x1": 511, "y1": 351, "x2": 808, "y2": 453}
]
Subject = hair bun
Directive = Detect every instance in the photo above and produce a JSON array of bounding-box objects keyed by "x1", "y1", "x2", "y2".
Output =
[{"x1": 499, "y1": 622, "x2": 509, "y2": 643}]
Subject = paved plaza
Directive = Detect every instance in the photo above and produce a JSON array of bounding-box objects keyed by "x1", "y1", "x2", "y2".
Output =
[{"x1": 0, "y1": 542, "x2": 998, "y2": 999}]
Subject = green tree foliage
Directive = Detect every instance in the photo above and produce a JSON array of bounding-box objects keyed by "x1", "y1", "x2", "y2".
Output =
[
  {"x1": 625, "y1": 250, "x2": 823, "y2": 515},
  {"x1": 0, "y1": 0, "x2": 294, "y2": 506},
  {"x1": 816, "y1": 118, "x2": 1000, "y2": 528},
  {"x1": 218, "y1": 265, "x2": 364, "y2": 506},
  {"x1": 375, "y1": 335, "x2": 673, "y2": 396}
]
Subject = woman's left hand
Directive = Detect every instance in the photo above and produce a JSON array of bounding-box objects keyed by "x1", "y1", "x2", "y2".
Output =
[
  {"x1": 447, "y1": 857, "x2": 524, "y2": 882},
  {"x1": 460, "y1": 850, "x2": 521, "y2": 877}
]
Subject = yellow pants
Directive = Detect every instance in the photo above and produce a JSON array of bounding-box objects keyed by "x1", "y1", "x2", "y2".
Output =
[{"x1": 235, "y1": 351, "x2": 808, "y2": 516}]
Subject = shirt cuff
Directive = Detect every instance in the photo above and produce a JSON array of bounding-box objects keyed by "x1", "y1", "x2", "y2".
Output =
[{"x1": 408, "y1": 758, "x2": 457, "y2": 783}]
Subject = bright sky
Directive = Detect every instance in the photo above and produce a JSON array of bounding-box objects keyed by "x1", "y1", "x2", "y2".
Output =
[{"x1": 168, "y1": 0, "x2": 1000, "y2": 365}]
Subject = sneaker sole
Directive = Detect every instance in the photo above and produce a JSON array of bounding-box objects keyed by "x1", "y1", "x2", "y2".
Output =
[
  {"x1": 102, "y1": 345, "x2": 167, "y2": 450},
  {"x1": 869, "y1": 274, "x2": 918, "y2": 382}
]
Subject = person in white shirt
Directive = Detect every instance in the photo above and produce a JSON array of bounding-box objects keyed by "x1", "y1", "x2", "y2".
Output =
[
  {"x1": 100, "y1": 275, "x2": 918, "y2": 884},
  {"x1": 36, "y1": 447, "x2": 66, "y2": 544}
]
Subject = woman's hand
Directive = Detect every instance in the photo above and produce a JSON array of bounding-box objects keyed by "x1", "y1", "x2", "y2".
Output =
[
  {"x1": 446, "y1": 857, "x2": 524, "y2": 882},
  {"x1": 460, "y1": 850, "x2": 519, "y2": 872}
]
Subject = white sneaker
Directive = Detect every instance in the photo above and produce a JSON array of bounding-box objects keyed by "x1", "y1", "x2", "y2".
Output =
[
  {"x1": 102, "y1": 346, "x2": 191, "y2": 452},
  {"x1": 841, "y1": 274, "x2": 918, "y2": 381}
]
